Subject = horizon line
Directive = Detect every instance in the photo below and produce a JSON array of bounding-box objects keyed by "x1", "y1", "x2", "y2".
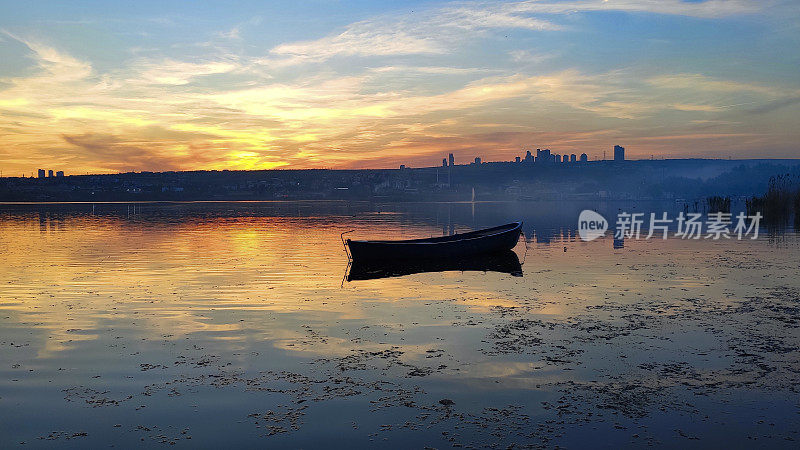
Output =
[{"x1": 10, "y1": 156, "x2": 800, "y2": 179}]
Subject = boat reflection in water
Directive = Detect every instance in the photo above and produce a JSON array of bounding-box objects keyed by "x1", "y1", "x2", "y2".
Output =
[{"x1": 346, "y1": 250, "x2": 523, "y2": 281}]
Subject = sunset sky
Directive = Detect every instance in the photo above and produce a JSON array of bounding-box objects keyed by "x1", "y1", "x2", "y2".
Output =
[{"x1": 0, "y1": 0, "x2": 798, "y2": 175}]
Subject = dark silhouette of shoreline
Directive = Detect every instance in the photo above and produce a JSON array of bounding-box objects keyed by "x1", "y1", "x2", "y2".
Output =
[{"x1": 2, "y1": 158, "x2": 799, "y2": 203}]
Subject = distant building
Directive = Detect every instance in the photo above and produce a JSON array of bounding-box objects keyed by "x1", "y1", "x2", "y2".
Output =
[
  {"x1": 580, "y1": 153, "x2": 588, "y2": 162},
  {"x1": 474, "y1": 157, "x2": 482, "y2": 165},
  {"x1": 535, "y1": 148, "x2": 550, "y2": 163},
  {"x1": 448, "y1": 153, "x2": 454, "y2": 166},
  {"x1": 48, "y1": 170, "x2": 54, "y2": 177},
  {"x1": 515, "y1": 156, "x2": 521, "y2": 163},
  {"x1": 38, "y1": 169, "x2": 46, "y2": 179},
  {"x1": 399, "y1": 164, "x2": 406, "y2": 170},
  {"x1": 442, "y1": 158, "x2": 447, "y2": 167},
  {"x1": 56, "y1": 171, "x2": 64, "y2": 177},
  {"x1": 524, "y1": 150, "x2": 534, "y2": 163},
  {"x1": 570, "y1": 154, "x2": 577, "y2": 162},
  {"x1": 614, "y1": 145, "x2": 625, "y2": 162}
]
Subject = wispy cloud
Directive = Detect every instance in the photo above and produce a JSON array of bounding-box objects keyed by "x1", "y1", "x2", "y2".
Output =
[
  {"x1": 1, "y1": 30, "x2": 92, "y2": 83},
  {"x1": 647, "y1": 73, "x2": 784, "y2": 96},
  {"x1": 509, "y1": 49, "x2": 555, "y2": 64},
  {"x1": 136, "y1": 59, "x2": 240, "y2": 85},
  {"x1": 504, "y1": 0, "x2": 764, "y2": 19},
  {"x1": 436, "y1": 5, "x2": 562, "y2": 30},
  {"x1": 264, "y1": 22, "x2": 446, "y2": 66}
]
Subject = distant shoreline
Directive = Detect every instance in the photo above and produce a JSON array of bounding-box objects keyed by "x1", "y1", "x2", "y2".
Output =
[
  {"x1": 3, "y1": 158, "x2": 799, "y2": 203},
  {"x1": 6, "y1": 157, "x2": 800, "y2": 179}
]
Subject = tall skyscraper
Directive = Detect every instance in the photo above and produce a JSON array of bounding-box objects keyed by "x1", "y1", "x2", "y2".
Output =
[
  {"x1": 474, "y1": 157, "x2": 481, "y2": 165},
  {"x1": 442, "y1": 158, "x2": 448, "y2": 167},
  {"x1": 48, "y1": 169, "x2": 54, "y2": 177},
  {"x1": 448, "y1": 153, "x2": 454, "y2": 166},
  {"x1": 56, "y1": 171, "x2": 64, "y2": 177},
  {"x1": 580, "y1": 153, "x2": 588, "y2": 162},
  {"x1": 38, "y1": 169, "x2": 46, "y2": 179},
  {"x1": 570, "y1": 154, "x2": 577, "y2": 162},
  {"x1": 614, "y1": 145, "x2": 625, "y2": 162}
]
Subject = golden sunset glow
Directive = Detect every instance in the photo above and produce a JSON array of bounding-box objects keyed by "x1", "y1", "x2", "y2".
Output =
[{"x1": 0, "y1": 1, "x2": 798, "y2": 175}]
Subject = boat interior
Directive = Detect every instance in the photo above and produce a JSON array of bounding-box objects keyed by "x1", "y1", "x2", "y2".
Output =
[{"x1": 349, "y1": 222, "x2": 521, "y2": 244}]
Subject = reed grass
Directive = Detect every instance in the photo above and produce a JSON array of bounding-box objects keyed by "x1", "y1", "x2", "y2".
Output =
[
  {"x1": 745, "y1": 174, "x2": 800, "y2": 227},
  {"x1": 707, "y1": 196, "x2": 731, "y2": 213}
]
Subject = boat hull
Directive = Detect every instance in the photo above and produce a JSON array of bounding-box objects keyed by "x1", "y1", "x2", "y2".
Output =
[{"x1": 346, "y1": 222, "x2": 522, "y2": 261}]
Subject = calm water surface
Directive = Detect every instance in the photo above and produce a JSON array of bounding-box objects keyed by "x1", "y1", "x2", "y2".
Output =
[{"x1": 1, "y1": 201, "x2": 799, "y2": 448}]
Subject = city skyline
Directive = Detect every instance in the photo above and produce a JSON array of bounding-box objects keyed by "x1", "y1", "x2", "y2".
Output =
[
  {"x1": 8, "y1": 139, "x2": 799, "y2": 178},
  {"x1": 0, "y1": 1, "x2": 798, "y2": 174},
  {"x1": 24, "y1": 143, "x2": 797, "y2": 179}
]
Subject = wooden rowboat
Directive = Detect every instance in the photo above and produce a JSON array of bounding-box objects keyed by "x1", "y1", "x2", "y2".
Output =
[{"x1": 345, "y1": 222, "x2": 523, "y2": 261}]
